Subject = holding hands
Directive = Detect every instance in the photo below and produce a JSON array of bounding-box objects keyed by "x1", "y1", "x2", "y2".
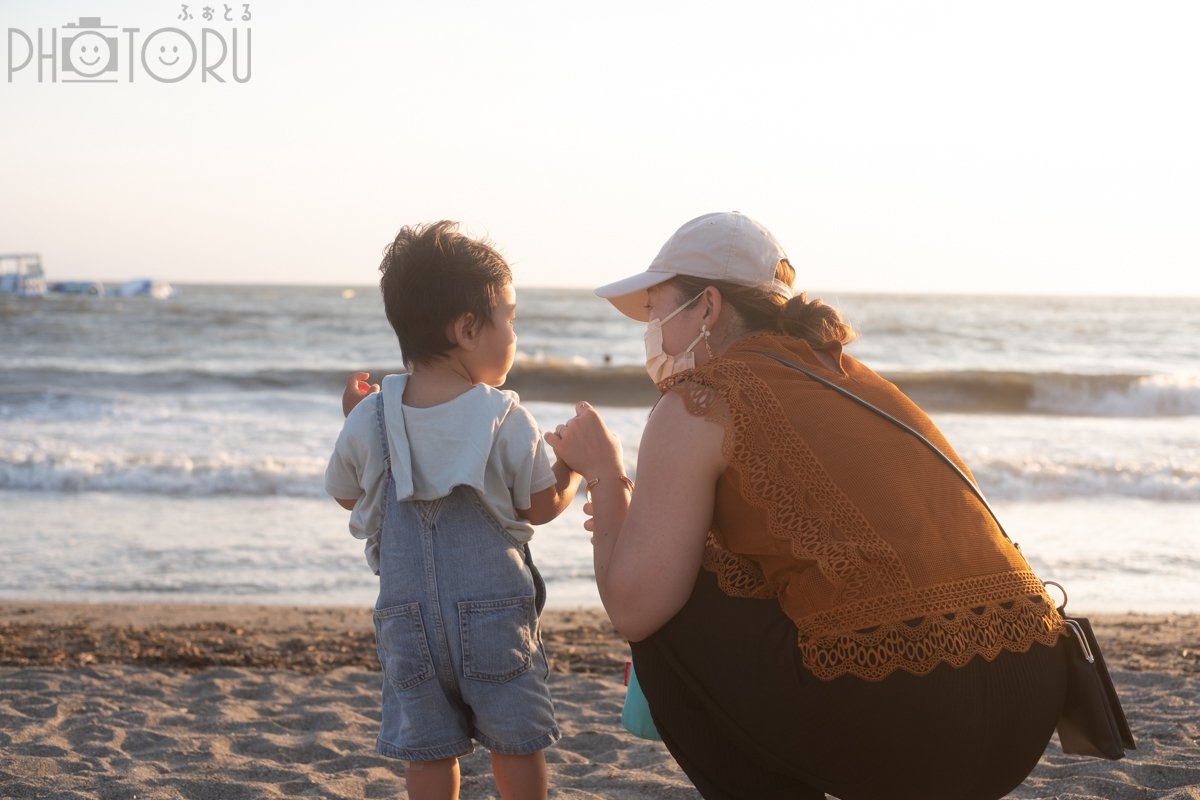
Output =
[
  {"x1": 544, "y1": 402, "x2": 624, "y2": 483},
  {"x1": 545, "y1": 402, "x2": 626, "y2": 535}
]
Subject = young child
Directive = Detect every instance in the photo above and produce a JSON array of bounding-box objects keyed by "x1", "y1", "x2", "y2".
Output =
[{"x1": 325, "y1": 221, "x2": 580, "y2": 800}]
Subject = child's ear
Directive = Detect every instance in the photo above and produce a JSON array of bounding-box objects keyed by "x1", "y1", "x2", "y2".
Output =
[{"x1": 448, "y1": 312, "x2": 480, "y2": 350}]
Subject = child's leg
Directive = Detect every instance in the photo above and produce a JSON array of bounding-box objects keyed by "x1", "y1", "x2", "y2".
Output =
[
  {"x1": 491, "y1": 750, "x2": 548, "y2": 800},
  {"x1": 405, "y1": 756, "x2": 460, "y2": 800}
]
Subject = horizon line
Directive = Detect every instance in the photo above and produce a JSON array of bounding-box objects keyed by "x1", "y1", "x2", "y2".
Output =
[{"x1": 42, "y1": 278, "x2": 1198, "y2": 302}]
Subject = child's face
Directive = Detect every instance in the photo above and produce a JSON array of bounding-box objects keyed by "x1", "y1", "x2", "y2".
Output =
[{"x1": 470, "y1": 282, "x2": 518, "y2": 387}]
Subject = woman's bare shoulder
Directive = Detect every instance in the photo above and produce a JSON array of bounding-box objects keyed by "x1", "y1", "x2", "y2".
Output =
[{"x1": 642, "y1": 388, "x2": 727, "y2": 469}]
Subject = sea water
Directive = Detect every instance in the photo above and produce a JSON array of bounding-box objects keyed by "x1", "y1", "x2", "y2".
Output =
[{"x1": 1, "y1": 286, "x2": 1197, "y2": 612}]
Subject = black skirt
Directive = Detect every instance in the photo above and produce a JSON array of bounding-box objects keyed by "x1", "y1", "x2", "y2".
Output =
[{"x1": 630, "y1": 569, "x2": 1068, "y2": 800}]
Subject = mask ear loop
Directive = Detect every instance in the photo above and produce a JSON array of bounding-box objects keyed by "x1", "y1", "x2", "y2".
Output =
[{"x1": 698, "y1": 287, "x2": 715, "y2": 360}]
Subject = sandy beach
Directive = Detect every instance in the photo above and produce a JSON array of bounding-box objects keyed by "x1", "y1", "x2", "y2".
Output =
[{"x1": 1, "y1": 603, "x2": 1198, "y2": 800}]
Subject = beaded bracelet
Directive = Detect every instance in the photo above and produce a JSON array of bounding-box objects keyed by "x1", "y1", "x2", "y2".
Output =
[{"x1": 585, "y1": 474, "x2": 635, "y2": 503}]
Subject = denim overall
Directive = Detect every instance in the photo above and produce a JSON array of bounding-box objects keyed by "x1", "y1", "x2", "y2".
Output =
[{"x1": 371, "y1": 393, "x2": 559, "y2": 761}]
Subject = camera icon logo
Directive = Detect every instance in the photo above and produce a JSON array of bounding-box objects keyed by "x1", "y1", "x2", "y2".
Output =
[{"x1": 62, "y1": 17, "x2": 118, "y2": 80}]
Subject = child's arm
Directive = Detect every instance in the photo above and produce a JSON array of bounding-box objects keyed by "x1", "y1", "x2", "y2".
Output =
[
  {"x1": 329, "y1": 379, "x2": 377, "y2": 510},
  {"x1": 343, "y1": 372, "x2": 380, "y2": 417},
  {"x1": 518, "y1": 459, "x2": 581, "y2": 525}
]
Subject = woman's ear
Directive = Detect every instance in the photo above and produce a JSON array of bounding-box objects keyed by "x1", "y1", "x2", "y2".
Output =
[{"x1": 701, "y1": 286, "x2": 723, "y2": 324}]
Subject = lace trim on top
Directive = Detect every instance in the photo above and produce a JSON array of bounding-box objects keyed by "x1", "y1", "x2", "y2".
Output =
[
  {"x1": 661, "y1": 343, "x2": 1066, "y2": 681},
  {"x1": 700, "y1": 531, "x2": 779, "y2": 599},
  {"x1": 666, "y1": 358, "x2": 912, "y2": 602}
]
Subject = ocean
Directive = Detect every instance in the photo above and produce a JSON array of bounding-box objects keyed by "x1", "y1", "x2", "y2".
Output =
[{"x1": 1, "y1": 285, "x2": 1197, "y2": 613}]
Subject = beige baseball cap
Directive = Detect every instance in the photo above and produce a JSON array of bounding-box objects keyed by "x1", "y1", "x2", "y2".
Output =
[{"x1": 595, "y1": 211, "x2": 793, "y2": 321}]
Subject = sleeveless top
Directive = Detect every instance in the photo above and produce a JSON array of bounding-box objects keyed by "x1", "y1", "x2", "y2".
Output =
[{"x1": 659, "y1": 332, "x2": 1066, "y2": 682}]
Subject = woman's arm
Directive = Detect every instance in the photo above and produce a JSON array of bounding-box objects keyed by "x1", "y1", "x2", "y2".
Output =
[
  {"x1": 548, "y1": 395, "x2": 725, "y2": 642},
  {"x1": 600, "y1": 391, "x2": 724, "y2": 640}
]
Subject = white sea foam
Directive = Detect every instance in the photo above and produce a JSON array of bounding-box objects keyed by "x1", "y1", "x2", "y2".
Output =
[
  {"x1": 0, "y1": 446, "x2": 328, "y2": 496},
  {"x1": 1028, "y1": 372, "x2": 1200, "y2": 417},
  {"x1": 2, "y1": 410, "x2": 1195, "y2": 501}
]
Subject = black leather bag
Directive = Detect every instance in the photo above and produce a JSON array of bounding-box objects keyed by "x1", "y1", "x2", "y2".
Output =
[
  {"x1": 1046, "y1": 582, "x2": 1136, "y2": 759},
  {"x1": 752, "y1": 351, "x2": 1137, "y2": 761}
]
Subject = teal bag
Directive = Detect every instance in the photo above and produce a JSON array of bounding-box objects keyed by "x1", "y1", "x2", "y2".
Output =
[{"x1": 621, "y1": 661, "x2": 662, "y2": 740}]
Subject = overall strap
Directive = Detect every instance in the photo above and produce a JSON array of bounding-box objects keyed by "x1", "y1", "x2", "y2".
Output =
[
  {"x1": 374, "y1": 391, "x2": 391, "y2": 469},
  {"x1": 750, "y1": 350, "x2": 1012, "y2": 543}
]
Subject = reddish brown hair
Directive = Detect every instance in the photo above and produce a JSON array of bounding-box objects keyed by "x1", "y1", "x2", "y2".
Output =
[{"x1": 668, "y1": 259, "x2": 855, "y2": 349}]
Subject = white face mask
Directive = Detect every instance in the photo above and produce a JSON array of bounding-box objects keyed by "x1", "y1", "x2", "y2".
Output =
[{"x1": 644, "y1": 292, "x2": 708, "y2": 384}]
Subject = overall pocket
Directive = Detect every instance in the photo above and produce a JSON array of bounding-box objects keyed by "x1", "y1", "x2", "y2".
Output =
[
  {"x1": 459, "y1": 596, "x2": 537, "y2": 683},
  {"x1": 374, "y1": 602, "x2": 434, "y2": 690}
]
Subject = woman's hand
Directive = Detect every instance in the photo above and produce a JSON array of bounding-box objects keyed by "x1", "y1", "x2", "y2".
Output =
[
  {"x1": 343, "y1": 372, "x2": 380, "y2": 417},
  {"x1": 543, "y1": 402, "x2": 624, "y2": 481}
]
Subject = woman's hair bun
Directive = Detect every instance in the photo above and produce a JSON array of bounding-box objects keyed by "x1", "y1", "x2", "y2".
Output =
[{"x1": 778, "y1": 293, "x2": 856, "y2": 347}]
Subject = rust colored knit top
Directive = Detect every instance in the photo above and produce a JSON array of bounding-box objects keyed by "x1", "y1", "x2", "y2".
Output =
[{"x1": 660, "y1": 332, "x2": 1066, "y2": 682}]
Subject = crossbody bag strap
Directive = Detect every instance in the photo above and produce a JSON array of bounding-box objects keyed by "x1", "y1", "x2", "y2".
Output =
[{"x1": 750, "y1": 350, "x2": 1012, "y2": 543}]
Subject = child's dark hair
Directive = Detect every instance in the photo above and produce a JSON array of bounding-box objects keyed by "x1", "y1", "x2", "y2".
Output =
[{"x1": 378, "y1": 221, "x2": 512, "y2": 367}]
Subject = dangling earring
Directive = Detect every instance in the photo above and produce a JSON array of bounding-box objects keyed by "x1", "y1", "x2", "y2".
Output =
[{"x1": 702, "y1": 325, "x2": 714, "y2": 360}]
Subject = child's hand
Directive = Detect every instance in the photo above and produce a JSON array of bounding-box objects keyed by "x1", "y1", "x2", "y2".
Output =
[
  {"x1": 343, "y1": 372, "x2": 380, "y2": 417},
  {"x1": 551, "y1": 458, "x2": 577, "y2": 484}
]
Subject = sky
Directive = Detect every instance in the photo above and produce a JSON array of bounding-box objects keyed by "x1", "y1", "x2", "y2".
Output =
[{"x1": 1, "y1": 0, "x2": 1198, "y2": 296}]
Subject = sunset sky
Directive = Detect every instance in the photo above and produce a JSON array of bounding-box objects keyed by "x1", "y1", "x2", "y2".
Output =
[{"x1": 2, "y1": 0, "x2": 1197, "y2": 295}]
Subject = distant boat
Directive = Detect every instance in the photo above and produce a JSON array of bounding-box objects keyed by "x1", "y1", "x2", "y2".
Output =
[
  {"x1": 48, "y1": 280, "x2": 106, "y2": 296},
  {"x1": 0, "y1": 253, "x2": 47, "y2": 296},
  {"x1": 112, "y1": 279, "x2": 175, "y2": 299}
]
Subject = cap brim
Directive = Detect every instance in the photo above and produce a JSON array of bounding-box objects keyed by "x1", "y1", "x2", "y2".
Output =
[{"x1": 594, "y1": 269, "x2": 675, "y2": 321}]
